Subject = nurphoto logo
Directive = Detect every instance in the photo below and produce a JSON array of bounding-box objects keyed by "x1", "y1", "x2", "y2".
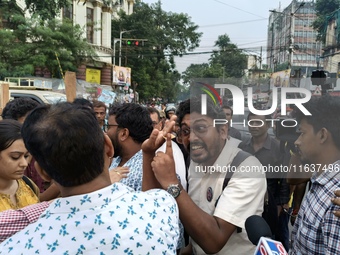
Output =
[{"x1": 197, "y1": 82, "x2": 312, "y2": 128}]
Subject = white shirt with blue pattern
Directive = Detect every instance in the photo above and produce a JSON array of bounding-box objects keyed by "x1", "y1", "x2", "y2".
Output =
[
  {"x1": 110, "y1": 149, "x2": 185, "y2": 249},
  {"x1": 111, "y1": 150, "x2": 143, "y2": 191},
  {"x1": 0, "y1": 183, "x2": 180, "y2": 255}
]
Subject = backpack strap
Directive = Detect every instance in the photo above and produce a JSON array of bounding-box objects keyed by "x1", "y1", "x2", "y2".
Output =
[
  {"x1": 22, "y1": 175, "x2": 36, "y2": 194},
  {"x1": 215, "y1": 150, "x2": 251, "y2": 233},
  {"x1": 222, "y1": 150, "x2": 252, "y2": 190}
]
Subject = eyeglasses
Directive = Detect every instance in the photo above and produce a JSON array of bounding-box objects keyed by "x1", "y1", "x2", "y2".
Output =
[
  {"x1": 180, "y1": 124, "x2": 213, "y2": 137},
  {"x1": 103, "y1": 124, "x2": 119, "y2": 132}
]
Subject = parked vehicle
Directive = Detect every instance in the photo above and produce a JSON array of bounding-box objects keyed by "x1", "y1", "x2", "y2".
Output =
[{"x1": 10, "y1": 88, "x2": 66, "y2": 104}]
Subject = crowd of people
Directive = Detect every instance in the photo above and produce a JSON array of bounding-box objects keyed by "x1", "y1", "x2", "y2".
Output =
[{"x1": 0, "y1": 94, "x2": 339, "y2": 254}]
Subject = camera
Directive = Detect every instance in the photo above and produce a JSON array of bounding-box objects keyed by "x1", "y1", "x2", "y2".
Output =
[{"x1": 275, "y1": 117, "x2": 300, "y2": 143}]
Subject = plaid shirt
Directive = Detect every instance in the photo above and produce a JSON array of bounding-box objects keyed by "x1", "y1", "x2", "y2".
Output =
[
  {"x1": 290, "y1": 162, "x2": 340, "y2": 255},
  {"x1": 0, "y1": 202, "x2": 50, "y2": 243}
]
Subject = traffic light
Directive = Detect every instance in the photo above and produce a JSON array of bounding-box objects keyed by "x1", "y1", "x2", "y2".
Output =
[{"x1": 126, "y1": 40, "x2": 140, "y2": 46}]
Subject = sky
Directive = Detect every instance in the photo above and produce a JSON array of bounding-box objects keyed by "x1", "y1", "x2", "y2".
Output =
[{"x1": 142, "y1": 0, "x2": 294, "y2": 73}]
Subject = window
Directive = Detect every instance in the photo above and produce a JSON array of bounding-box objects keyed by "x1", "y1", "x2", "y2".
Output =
[
  {"x1": 87, "y1": 8, "x2": 94, "y2": 43},
  {"x1": 62, "y1": 4, "x2": 73, "y2": 21}
]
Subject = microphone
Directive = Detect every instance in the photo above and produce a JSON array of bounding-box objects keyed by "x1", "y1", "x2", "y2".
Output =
[
  {"x1": 245, "y1": 215, "x2": 288, "y2": 255},
  {"x1": 245, "y1": 215, "x2": 272, "y2": 245}
]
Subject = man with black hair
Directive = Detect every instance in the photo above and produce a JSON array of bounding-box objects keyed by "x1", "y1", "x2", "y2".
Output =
[
  {"x1": 2, "y1": 97, "x2": 39, "y2": 123},
  {"x1": 221, "y1": 104, "x2": 241, "y2": 141},
  {"x1": 142, "y1": 97, "x2": 266, "y2": 254},
  {"x1": 106, "y1": 103, "x2": 153, "y2": 191},
  {"x1": 92, "y1": 100, "x2": 107, "y2": 130},
  {"x1": 290, "y1": 95, "x2": 340, "y2": 255},
  {"x1": 0, "y1": 102, "x2": 179, "y2": 254}
]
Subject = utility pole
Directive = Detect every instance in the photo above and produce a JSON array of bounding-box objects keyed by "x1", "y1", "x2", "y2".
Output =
[
  {"x1": 288, "y1": 4, "x2": 295, "y2": 70},
  {"x1": 119, "y1": 30, "x2": 134, "y2": 66},
  {"x1": 112, "y1": 38, "x2": 120, "y2": 66},
  {"x1": 221, "y1": 67, "x2": 225, "y2": 97},
  {"x1": 258, "y1": 47, "x2": 262, "y2": 87},
  {"x1": 270, "y1": 22, "x2": 274, "y2": 71}
]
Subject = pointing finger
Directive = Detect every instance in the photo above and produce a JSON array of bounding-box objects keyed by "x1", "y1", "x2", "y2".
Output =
[{"x1": 165, "y1": 133, "x2": 173, "y2": 157}]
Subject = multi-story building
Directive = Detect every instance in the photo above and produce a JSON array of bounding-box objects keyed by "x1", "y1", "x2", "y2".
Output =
[
  {"x1": 61, "y1": 0, "x2": 134, "y2": 86},
  {"x1": 267, "y1": 0, "x2": 322, "y2": 77},
  {"x1": 6, "y1": 0, "x2": 134, "y2": 86}
]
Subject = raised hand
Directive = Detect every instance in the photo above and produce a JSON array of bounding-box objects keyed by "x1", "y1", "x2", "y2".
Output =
[
  {"x1": 141, "y1": 115, "x2": 177, "y2": 155},
  {"x1": 150, "y1": 133, "x2": 178, "y2": 189}
]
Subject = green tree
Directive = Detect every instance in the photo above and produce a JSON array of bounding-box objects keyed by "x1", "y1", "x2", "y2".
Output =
[
  {"x1": 0, "y1": 15, "x2": 96, "y2": 79},
  {"x1": 182, "y1": 34, "x2": 247, "y2": 87},
  {"x1": 312, "y1": 0, "x2": 340, "y2": 42},
  {"x1": 209, "y1": 34, "x2": 247, "y2": 78},
  {"x1": 25, "y1": 0, "x2": 70, "y2": 21},
  {"x1": 182, "y1": 63, "x2": 225, "y2": 85},
  {"x1": 112, "y1": 0, "x2": 201, "y2": 101},
  {"x1": 0, "y1": 0, "x2": 70, "y2": 21}
]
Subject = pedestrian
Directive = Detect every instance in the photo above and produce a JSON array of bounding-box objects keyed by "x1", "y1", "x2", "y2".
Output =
[
  {"x1": 2, "y1": 97, "x2": 60, "y2": 201},
  {"x1": 290, "y1": 95, "x2": 340, "y2": 255},
  {"x1": 92, "y1": 100, "x2": 107, "y2": 131},
  {"x1": 106, "y1": 103, "x2": 153, "y2": 191},
  {"x1": 142, "y1": 97, "x2": 266, "y2": 254},
  {"x1": 0, "y1": 119, "x2": 39, "y2": 212}
]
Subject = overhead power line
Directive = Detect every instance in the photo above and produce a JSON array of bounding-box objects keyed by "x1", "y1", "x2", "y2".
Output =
[
  {"x1": 199, "y1": 18, "x2": 267, "y2": 28},
  {"x1": 211, "y1": 0, "x2": 266, "y2": 19}
]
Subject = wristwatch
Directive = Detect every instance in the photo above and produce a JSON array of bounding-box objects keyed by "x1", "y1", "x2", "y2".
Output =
[{"x1": 166, "y1": 184, "x2": 181, "y2": 198}]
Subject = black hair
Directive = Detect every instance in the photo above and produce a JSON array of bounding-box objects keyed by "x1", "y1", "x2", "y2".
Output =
[
  {"x1": 177, "y1": 97, "x2": 225, "y2": 130},
  {"x1": 73, "y1": 98, "x2": 93, "y2": 109},
  {"x1": 222, "y1": 104, "x2": 233, "y2": 116},
  {"x1": 2, "y1": 98, "x2": 39, "y2": 120},
  {"x1": 292, "y1": 95, "x2": 340, "y2": 149},
  {"x1": 147, "y1": 107, "x2": 161, "y2": 122},
  {"x1": 21, "y1": 102, "x2": 105, "y2": 187},
  {"x1": 109, "y1": 103, "x2": 153, "y2": 144},
  {"x1": 190, "y1": 96, "x2": 225, "y2": 120},
  {"x1": 92, "y1": 100, "x2": 107, "y2": 110},
  {"x1": 0, "y1": 119, "x2": 22, "y2": 152},
  {"x1": 176, "y1": 99, "x2": 190, "y2": 126}
]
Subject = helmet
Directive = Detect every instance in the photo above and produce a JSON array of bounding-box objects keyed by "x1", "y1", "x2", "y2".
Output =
[{"x1": 165, "y1": 105, "x2": 176, "y2": 119}]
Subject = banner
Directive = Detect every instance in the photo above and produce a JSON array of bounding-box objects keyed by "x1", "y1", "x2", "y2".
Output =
[
  {"x1": 113, "y1": 66, "x2": 131, "y2": 87},
  {"x1": 270, "y1": 70, "x2": 291, "y2": 88}
]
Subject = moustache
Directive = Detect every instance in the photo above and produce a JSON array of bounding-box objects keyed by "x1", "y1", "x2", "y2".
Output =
[{"x1": 190, "y1": 142, "x2": 206, "y2": 150}]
